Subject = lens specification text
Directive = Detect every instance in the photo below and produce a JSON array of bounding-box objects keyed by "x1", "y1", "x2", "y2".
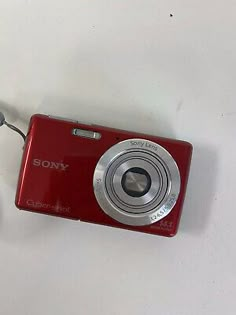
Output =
[{"x1": 130, "y1": 140, "x2": 158, "y2": 152}]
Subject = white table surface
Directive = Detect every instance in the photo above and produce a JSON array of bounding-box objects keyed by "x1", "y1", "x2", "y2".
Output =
[{"x1": 0, "y1": 1, "x2": 235, "y2": 314}]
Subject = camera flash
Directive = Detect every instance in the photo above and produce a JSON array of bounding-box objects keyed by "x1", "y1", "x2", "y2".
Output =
[{"x1": 72, "y1": 128, "x2": 101, "y2": 140}]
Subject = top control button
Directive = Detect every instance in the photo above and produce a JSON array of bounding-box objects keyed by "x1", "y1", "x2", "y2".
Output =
[{"x1": 48, "y1": 115, "x2": 78, "y2": 123}]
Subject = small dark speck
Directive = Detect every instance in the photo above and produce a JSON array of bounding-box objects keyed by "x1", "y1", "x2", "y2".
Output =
[
  {"x1": 221, "y1": 113, "x2": 224, "y2": 117},
  {"x1": 176, "y1": 100, "x2": 183, "y2": 112},
  {"x1": 170, "y1": 13, "x2": 173, "y2": 17},
  {"x1": 92, "y1": 25, "x2": 95, "y2": 28}
]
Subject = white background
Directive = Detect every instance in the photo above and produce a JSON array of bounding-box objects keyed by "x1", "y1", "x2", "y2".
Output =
[{"x1": 0, "y1": 1, "x2": 235, "y2": 314}]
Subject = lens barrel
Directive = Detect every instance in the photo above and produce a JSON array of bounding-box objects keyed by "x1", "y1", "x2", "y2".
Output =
[{"x1": 93, "y1": 139, "x2": 180, "y2": 226}]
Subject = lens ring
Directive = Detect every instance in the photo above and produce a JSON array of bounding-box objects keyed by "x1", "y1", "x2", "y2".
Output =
[
  {"x1": 93, "y1": 138, "x2": 181, "y2": 226},
  {"x1": 105, "y1": 153, "x2": 169, "y2": 212},
  {"x1": 108, "y1": 157, "x2": 165, "y2": 210}
]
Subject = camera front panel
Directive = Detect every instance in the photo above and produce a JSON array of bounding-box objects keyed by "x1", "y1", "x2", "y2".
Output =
[{"x1": 16, "y1": 114, "x2": 192, "y2": 237}]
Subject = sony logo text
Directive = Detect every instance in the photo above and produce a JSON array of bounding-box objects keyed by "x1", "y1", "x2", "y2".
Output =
[{"x1": 33, "y1": 159, "x2": 69, "y2": 171}]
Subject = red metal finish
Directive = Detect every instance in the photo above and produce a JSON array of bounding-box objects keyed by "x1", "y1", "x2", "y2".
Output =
[{"x1": 15, "y1": 114, "x2": 192, "y2": 237}]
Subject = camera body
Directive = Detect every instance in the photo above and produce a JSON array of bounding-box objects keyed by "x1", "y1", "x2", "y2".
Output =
[{"x1": 15, "y1": 114, "x2": 192, "y2": 237}]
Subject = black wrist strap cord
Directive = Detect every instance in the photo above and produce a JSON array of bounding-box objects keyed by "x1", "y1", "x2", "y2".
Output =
[{"x1": 0, "y1": 112, "x2": 26, "y2": 142}]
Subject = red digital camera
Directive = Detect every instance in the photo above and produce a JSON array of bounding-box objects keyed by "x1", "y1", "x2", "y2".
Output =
[{"x1": 15, "y1": 114, "x2": 192, "y2": 237}]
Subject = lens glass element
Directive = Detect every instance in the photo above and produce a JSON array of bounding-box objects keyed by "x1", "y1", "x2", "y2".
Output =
[{"x1": 121, "y1": 167, "x2": 151, "y2": 197}]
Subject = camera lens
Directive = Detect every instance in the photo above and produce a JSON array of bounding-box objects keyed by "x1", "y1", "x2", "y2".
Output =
[
  {"x1": 121, "y1": 167, "x2": 151, "y2": 197},
  {"x1": 93, "y1": 139, "x2": 180, "y2": 226}
]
